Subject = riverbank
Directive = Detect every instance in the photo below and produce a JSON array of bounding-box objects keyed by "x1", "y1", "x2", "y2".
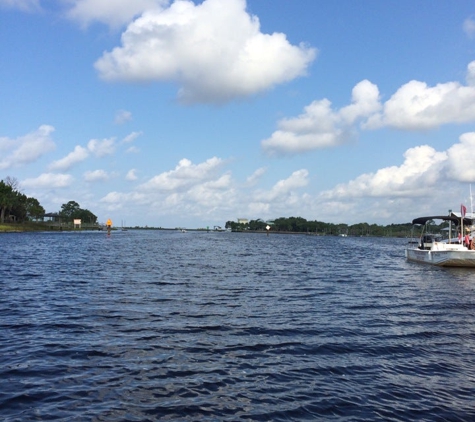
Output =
[
  {"x1": 0, "y1": 223, "x2": 48, "y2": 232},
  {"x1": 0, "y1": 223, "x2": 99, "y2": 232}
]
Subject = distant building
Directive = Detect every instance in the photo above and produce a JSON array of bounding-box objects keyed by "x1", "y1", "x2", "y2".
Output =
[
  {"x1": 43, "y1": 212, "x2": 61, "y2": 223},
  {"x1": 237, "y1": 218, "x2": 249, "y2": 225}
]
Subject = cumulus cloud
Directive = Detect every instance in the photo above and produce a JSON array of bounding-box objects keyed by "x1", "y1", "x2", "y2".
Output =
[
  {"x1": 263, "y1": 62, "x2": 475, "y2": 155},
  {"x1": 49, "y1": 145, "x2": 89, "y2": 171},
  {"x1": 0, "y1": 0, "x2": 40, "y2": 12},
  {"x1": 100, "y1": 156, "x2": 236, "y2": 221},
  {"x1": 257, "y1": 169, "x2": 309, "y2": 202},
  {"x1": 367, "y1": 76, "x2": 475, "y2": 130},
  {"x1": 138, "y1": 157, "x2": 224, "y2": 191},
  {"x1": 262, "y1": 80, "x2": 380, "y2": 155},
  {"x1": 21, "y1": 173, "x2": 73, "y2": 189},
  {"x1": 84, "y1": 169, "x2": 110, "y2": 182},
  {"x1": 446, "y1": 132, "x2": 475, "y2": 182},
  {"x1": 187, "y1": 173, "x2": 233, "y2": 205},
  {"x1": 245, "y1": 169, "x2": 310, "y2": 217},
  {"x1": 65, "y1": 0, "x2": 167, "y2": 28},
  {"x1": 321, "y1": 145, "x2": 448, "y2": 201},
  {"x1": 94, "y1": 0, "x2": 316, "y2": 104},
  {"x1": 0, "y1": 125, "x2": 56, "y2": 170},
  {"x1": 311, "y1": 133, "x2": 475, "y2": 223},
  {"x1": 87, "y1": 137, "x2": 115, "y2": 157}
]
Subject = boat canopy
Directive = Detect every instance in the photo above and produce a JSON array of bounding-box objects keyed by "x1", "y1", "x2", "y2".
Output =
[{"x1": 412, "y1": 215, "x2": 473, "y2": 226}]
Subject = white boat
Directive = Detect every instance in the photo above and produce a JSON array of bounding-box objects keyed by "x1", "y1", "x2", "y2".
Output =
[{"x1": 405, "y1": 215, "x2": 475, "y2": 267}]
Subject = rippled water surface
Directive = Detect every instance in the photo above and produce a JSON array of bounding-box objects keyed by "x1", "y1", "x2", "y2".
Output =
[{"x1": 1, "y1": 230, "x2": 475, "y2": 421}]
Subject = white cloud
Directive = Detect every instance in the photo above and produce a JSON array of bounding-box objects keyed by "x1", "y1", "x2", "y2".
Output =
[
  {"x1": 94, "y1": 0, "x2": 316, "y2": 104},
  {"x1": 467, "y1": 61, "x2": 475, "y2": 87},
  {"x1": 87, "y1": 137, "x2": 116, "y2": 157},
  {"x1": 0, "y1": 125, "x2": 56, "y2": 170},
  {"x1": 312, "y1": 134, "x2": 475, "y2": 223},
  {"x1": 138, "y1": 157, "x2": 224, "y2": 191},
  {"x1": 125, "y1": 169, "x2": 138, "y2": 181},
  {"x1": 100, "y1": 156, "x2": 237, "y2": 222},
  {"x1": 122, "y1": 131, "x2": 142, "y2": 143},
  {"x1": 321, "y1": 145, "x2": 448, "y2": 202},
  {"x1": 262, "y1": 80, "x2": 380, "y2": 155},
  {"x1": 246, "y1": 167, "x2": 267, "y2": 186},
  {"x1": 263, "y1": 63, "x2": 475, "y2": 155},
  {"x1": 340, "y1": 80, "x2": 382, "y2": 124},
  {"x1": 21, "y1": 173, "x2": 73, "y2": 189},
  {"x1": 114, "y1": 109, "x2": 133, "y2": 125},
  {"x1": 368, "y1": 78, "x2": 475, "y2": 130},
  {"x1": 257, "y1": 169, "x2": 309, "y2": 202},
  {"x1": 84, "y1": 169, "x2": 110, "y2": 182},
  {"x1": 0, "y1": 0, "x2": 40, "y2": 12},
  {"x1": 446, "y1": 132, "x2": 475, "y2": 182},
  {"x1": 49, "y1": 145, "x2": 89, "y2": 171},
  {"x1": 48, "y1": 137, "x2": 117, "y2": 172},
  {"x1": 245, "y1": 169, "x2": 310, "y2": 219},
  {"x1": 187, "y1": 173, "x2": 233, "y2": 205},
  {"x1": 101, "y1": 190, "x2": 146, "y2": 205},
  {"x1": 65, "y1": 0, "x2": 167, "y2": 28},
  {"x1": 48, "y1": 137, "x2": 118, "y2": 172},
  {"x1": 463, "y1": 17, "x2": 475, "y2": 39}
]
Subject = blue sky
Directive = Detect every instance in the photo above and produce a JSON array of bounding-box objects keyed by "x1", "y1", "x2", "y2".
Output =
[{"x1": 2, "y1": 0, "x2": 475, "y2": 228}]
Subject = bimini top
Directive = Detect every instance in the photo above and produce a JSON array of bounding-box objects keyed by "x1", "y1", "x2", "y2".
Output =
[{"x1": 412, "y1": 215, "x2": 473, "y2": 226}]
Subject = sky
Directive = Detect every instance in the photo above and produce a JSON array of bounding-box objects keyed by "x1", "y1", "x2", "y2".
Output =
[{"x1": 2, "y1": 0, "x2": 475, "y2": 228}]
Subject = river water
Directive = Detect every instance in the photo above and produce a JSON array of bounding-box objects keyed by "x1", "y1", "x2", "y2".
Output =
[{"x1": 1, "y1": 230, "x2": 475, "y2": 421}]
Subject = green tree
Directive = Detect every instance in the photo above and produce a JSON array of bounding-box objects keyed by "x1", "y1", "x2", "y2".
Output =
[
  {"x1": 0, "y1": 180, "x2": 16, "y2": 223},
  {"x1": 25, "y1": 197, "x2": 45, "y2": 221},
  {"x1": 1, "y1": 178, "x2": 48, "y2": 223},
  {"x1": 78, "y1": 208, "x2": 97, "y2": 225},
  {"x1": 60, "y1": 201, "x2": 82, "y2": 221},
  {"x1": 248, "y1": 218, "x2": 267, "y2": 230},
  {"x1": 10, "y1": 193, "x2": 28, "y2": 222},
  {"x1": 59, "y1": 201, "x2": 97, "y2": 225},
  {"x1": 225, "y1": 220, "x2": 248, "y2": 231}
]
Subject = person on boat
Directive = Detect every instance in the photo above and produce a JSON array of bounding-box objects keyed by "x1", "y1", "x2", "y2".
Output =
[{"x1": 464, "y1": 233, "x2": 471, "y2": 248}]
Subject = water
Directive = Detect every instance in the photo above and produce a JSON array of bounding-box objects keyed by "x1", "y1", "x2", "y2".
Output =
[{"x1": 1, "y1": 230, "x2": 475, "y2": 421}]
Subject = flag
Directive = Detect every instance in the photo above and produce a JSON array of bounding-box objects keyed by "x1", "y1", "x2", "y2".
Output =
[{"x1": 461, "y1": 204, "x2": 467, "y2": 218}]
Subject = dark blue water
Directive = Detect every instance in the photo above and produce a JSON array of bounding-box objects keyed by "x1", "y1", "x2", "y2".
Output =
[{"x1": 1, "y1": 231, "x2": 475, "y2": 421}]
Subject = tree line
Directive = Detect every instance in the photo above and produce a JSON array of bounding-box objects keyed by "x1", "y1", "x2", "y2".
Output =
[
  {"x1": 0, "y1": 177, "x2": 97, "y2": 226},
  {"x1": 0, "y1": 177, "x2": 45, "y2": 224},
  {"x1": 225, "y1": 216, "x2": 414, "y2": 237},
  {"x1": 58, "y1": 200, "x2": 97, "y2": 225}
]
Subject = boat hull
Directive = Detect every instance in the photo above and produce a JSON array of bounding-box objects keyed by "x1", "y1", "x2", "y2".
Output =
[{"x1": 405, "y1": 248, "x2": 475, "y2": 267}]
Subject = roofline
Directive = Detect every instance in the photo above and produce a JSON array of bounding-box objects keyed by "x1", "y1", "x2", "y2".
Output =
[{"x1": 411, "y1": 215, "x2": 473, "y2": 226}]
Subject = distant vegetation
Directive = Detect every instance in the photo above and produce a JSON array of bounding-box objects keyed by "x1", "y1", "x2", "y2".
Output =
[
  {"x1": 0, "y1": 177, "x2": 97, "y2": 230},
  {"x1": 58, "y1": 200, "x2": 97, "y2": 226},
  {"x1": 0, "y1": 177, "x2": 45, "y2": 224},
  {"x1": 226, "y1": 217, "x2": 414, "y2": 237}
]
